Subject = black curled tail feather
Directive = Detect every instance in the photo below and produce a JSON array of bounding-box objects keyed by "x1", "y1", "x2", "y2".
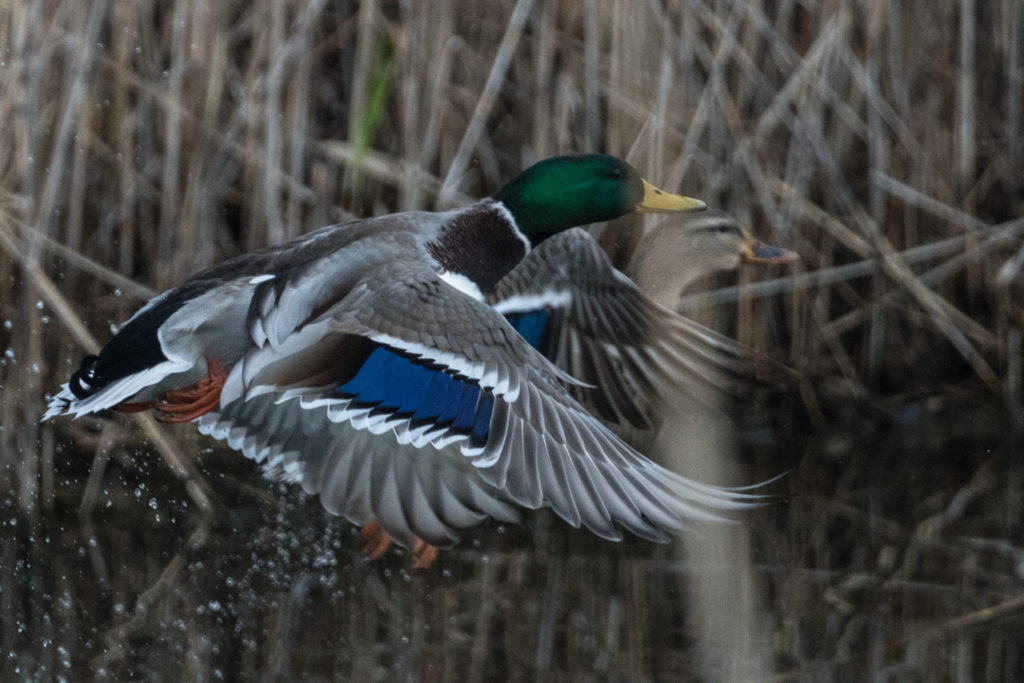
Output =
[{"x1": 69, "y1": 355, "x2": 101, "y2": 399}]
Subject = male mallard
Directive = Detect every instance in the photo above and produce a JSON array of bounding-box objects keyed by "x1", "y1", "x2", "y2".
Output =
[{"x1": 45, "y1": 154, "x2": 765, "y2": 564}]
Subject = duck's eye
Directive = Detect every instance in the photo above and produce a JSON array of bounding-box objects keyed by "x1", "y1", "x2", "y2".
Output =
[
  {"x1": 703, "y1": 225, "x2": 735, "y2": 235},
  {"x1": 606, "y1": 167, "x2": 623, "y2": 179}
]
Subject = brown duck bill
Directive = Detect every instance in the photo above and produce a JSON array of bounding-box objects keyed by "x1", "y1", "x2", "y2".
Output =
[{"x1": 741, "y1": 239, "x2": 799, "y2": 265}]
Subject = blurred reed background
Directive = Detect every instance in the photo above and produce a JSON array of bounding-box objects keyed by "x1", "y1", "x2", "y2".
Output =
[{"x1": 2, "y1": 0, "x2": 1024, "y2": 680}]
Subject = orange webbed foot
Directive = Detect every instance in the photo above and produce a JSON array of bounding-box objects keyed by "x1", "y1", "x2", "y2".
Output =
[
  {"x1": 155, "y1": 358, "x2": 229, "y2": 423},
  {"x1": 411, "y1": 539, "x2": 439, "y2": 570},
  {"x1": 361, "y1": 520, "x2": 394, "y2": 560},
  {"x1": 116, "y1": 401, "x2": 157, "y2": 413},
  {"x1": 360, "y1": 520, "x2": 440, "y2": 569}
]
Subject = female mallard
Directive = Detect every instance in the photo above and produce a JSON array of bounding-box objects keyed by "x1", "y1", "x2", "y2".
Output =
[
  {"x1": 624, "y1": 209, "x2": 798, "y2": 308},
  {"x1": 45, "y1": 154, "x2": 766, "y2": 565},
  {"x1": 488, "y1": 210, "x2": 796, "y2": 430},
  {"x1": 496, "y1": 210, "x2": 798, "y2": 457}
]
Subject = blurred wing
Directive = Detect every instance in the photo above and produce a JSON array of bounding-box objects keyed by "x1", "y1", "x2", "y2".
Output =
[
  {"x1": 199, "y1": 262, "x2": 762, "y2": 547},
  {"x1": 489, "y1": 228, "x2": 760, "y2": 429}
]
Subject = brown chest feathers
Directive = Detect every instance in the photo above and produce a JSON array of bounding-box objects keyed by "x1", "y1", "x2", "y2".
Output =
[{"x1": 426, "y1": 202, "x2": 529, "y2": 293}]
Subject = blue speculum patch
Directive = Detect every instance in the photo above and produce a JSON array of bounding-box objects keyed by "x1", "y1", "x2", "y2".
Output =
[
  {"x1": 336, "y1": 345, "x2": 494, "y2": 447},
  {"x1": 504, "y1": 309, "x2": 548, "y2": 349}
]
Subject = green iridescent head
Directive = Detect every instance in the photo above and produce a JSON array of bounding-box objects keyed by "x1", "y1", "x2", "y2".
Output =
[{"x1": 493, "y1": 154, "x2": 706, "y2": 242}]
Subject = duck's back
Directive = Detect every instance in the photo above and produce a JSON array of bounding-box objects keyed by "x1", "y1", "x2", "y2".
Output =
[{"x1": 46, "y1": 211, "x2": 450, "y2": 418}]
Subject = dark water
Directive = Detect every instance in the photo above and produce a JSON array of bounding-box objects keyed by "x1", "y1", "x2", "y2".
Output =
[{"x1": 4, "y1": 398, "x2": 1023, "y2": 681}]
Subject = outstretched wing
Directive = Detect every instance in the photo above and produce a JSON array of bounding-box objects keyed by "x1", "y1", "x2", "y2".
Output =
[
  {"x1": 199, "y1": 261, "x2": 762, "y2": 547},
  {"x1": 489, "y1": 228, "x2": 761, "y2": 429}
]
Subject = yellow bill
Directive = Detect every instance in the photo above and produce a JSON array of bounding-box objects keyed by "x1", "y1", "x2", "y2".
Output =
[{"x1": 636, "y1": 178, "x2": 707, "y2": 213}]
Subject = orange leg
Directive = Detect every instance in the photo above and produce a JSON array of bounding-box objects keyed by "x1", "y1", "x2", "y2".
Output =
[
  {"x1": 114, "y1": 358, "x2": 230, "y2": 423},
  {"x1": 116, "y1": 401, "x2": 157, "y2": 413},
  {"x1": 155, "y1": 358, "x2": 229, "y2": 423},
  {"x1": 361, "y1": 520, "x2": 394, "y2": 559},
  {"x1": 360, "y1": 520, "x2": 440, "y2": 569},
  {"x1": 411, "y1": 540, "x2": 439, "y2": 570}
]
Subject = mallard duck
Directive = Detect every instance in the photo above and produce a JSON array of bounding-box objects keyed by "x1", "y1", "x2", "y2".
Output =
[
  {"x1": 488, "y1": 210, "x2": 797, "y2": 430},
  {"x1": 45, "y1": 154, "x2": 766, "y2": 566},
  {"x1": 624, "y1": 209, "x2": 798, "y2": 308}
]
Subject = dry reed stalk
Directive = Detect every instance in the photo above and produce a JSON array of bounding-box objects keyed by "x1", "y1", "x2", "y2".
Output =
[
  {"x1": 3, "y1": 1, "x2": 1024, "y2": 680},
  {"x1": 438, "y1": 0, "x2": 534, "y2": 206},
  {"x1": 957, "y1": 0, "x2": 977, "y2": 194},
  {"x1": 1, "y1": 220, "x2": 217, "y2": 520},
  {"x1": 11, "y1": 217, "x2": 156, "y2": 300}
]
